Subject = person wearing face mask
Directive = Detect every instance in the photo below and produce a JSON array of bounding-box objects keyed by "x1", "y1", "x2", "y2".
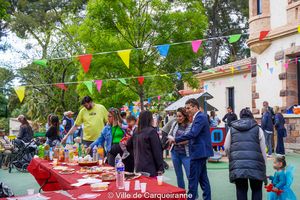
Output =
[{"x1": 61, "y1": 96, "x2": 108, "y2": 147}]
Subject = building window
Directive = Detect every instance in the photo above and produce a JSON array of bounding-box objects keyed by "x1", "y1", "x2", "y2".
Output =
[
  {"x1": 227, "y1": 87, "x2": 235, "y2": 112},
  {"x1": 257, "y1": 0, "x2": 262, "y2": 15}
]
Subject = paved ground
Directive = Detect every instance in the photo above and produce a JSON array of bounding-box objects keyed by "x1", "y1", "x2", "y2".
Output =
[{"x1": 0, "y1": 153, "x2": 299, "y2": 199}]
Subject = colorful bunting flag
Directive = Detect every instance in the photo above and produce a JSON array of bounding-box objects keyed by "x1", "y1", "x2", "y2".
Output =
[
  {"x1": 269, "y1": 67, "x2": 274, "y2": 74},
  {"x1": 84, "y1": 81, "x2": 93, "y2": 94},
  {"x1": 117, "y1": 50, "x2": 131, "y2": 68},
  {"x1": 204, "y1": 85, "x2": 208, "y2": 91},
  {"x1": 158, "y1": 96, "x2": 161, "y2": 101},
  {"x1": 160, "y1": 74, "x2": 169, "y2": 78},
  {"x1": 137, "y1": 76, "x2": 144, "y2": 85},
  {"x1": 266, "y1": 63, "x2": 269, "y2": 69},
  {"x1": 176, "y1": 72, "x2": 182, "y2": 80},
  {"x1": 298, "y1": 25, "x2": 300, "y2": 33},
  {"x1": 257, "y1": 64, "x2": 262, "y2": 71},
  {"x1": 230, "y1": 66, "x2": 235, "y2": 74},
  {"x1": 247, "y1": 65, "x2": 251, "y2": 70},
  {"x1": 207, "y1": 69, "x2": 215, "y2": 73},
  {"x1": 191, "y1": 40, "x2": 202, "y2": 53},
  {"x1": 148, "y1": 98, "x2": 151, "y2": 104},
  {"x1": 243, "y1": 74, "x2": 248, "y2": 78},
  {"x1": 156, "y1": 44, "x2": 170, "y2": 57},
  {"x1": 237, "y1": 66, "x2": 241, "y2": 71},
  {"x1": 259, "y1": 31, "x2": 269, "y2": 41},
  {"x1": 55, "y1": 83, "x2": 68, "y2": 91},
  {"x1": 284, "y1": 62, "x2": 289, "y2": 69},
  {"x1": 14, "y1": 86, "x2": 25, "y2": 103},
  {"x1": 78, "y1": 54, "x2": 93, "y2": 73},
  {"x1": 33, "y1": 59, "x2": 47, "y2": 67},
  {"x1": 119, "y1": 78, "x2": 127, "y2": 85},
  {"x1": 275, "y1": 61, "x2": 278, "y2": 67},
  {"x1": 95, "y1": 80, "x2": 103, "y2": 93},
  {"x1": 228, "y1": 34, "x2": 242, "y2": 43}
]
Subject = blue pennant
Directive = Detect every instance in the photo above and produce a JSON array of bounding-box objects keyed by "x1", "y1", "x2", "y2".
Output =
[
  {"x1": 156, "y1": 44, "x2": 170, "y2": 57},
  {"x1": 176, "y1": 72, "x2": 182, "y2": 80}
]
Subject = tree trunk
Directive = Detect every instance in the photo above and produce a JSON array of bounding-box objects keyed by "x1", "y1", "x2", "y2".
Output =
[{"x1": 139, "y1": 85, "x2": 144, "y2": 111}]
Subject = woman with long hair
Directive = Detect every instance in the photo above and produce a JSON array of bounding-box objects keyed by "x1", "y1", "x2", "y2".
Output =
[
  {"x1": 210, "y1": 110, "x2": 221, "y2": 127},
  {"x1": 127, "y1": 110, "x2": 164, "y2": 177},
  {"x1": 274, "y1": 106, "x2": 286, "y2": 155},
  {"x1": 168, "y1": 107, "x2": 192, "y2": 189},
  {"x1": 46, "y1": 115, "x2": 61, "y2": 147},
  {"x1": 17, "y1": 115, "x2": 33, "y2": 143}
]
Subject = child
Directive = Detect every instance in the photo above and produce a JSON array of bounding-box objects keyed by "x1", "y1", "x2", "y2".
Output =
[
  {"x1": 120, "y1": 115, "x2": 137, "y2": 159},
  {"x1": 267, "y1": 156, "x2": 296, "y2": 200},
  {"x1": 0, "y1": 129, "x2": 13, "y2": 169}
]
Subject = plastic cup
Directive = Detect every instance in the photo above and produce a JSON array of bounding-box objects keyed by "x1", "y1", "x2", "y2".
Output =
[
  {"x1": 27, "y1": 189, "x2": 34, "y2": 195},
  {"x1": 53, "y1": 159, "x2": 58, "y2": 166},
  {"x1": 134, "y1": 180, "x2": 140, "y2": 190},
  {"x1": 140, "y1": 183, "x2": 147, "y2": 193},
  {"x1": 124, "y1": 181, "x2": 130, "y2": 191},
  {"x1": 157, "y1": 175, "x2": 163, "y2": 185}
]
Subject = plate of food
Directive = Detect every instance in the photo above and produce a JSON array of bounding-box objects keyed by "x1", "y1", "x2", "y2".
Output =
[
  {"x1": 90, "y1": 183, "x2": 109, "y2": 192},
  {"x1": 101, "y1": 173, "x2": 116, "y2": 181},
  {"x1": 83, "y1": 174, "x2": 100, "y2": 179},
  {"x1": 78, "y1": 161, "x2": 98, "y2": 166},
  {"x1": 53, "y1": 166, "x2": 68, "y2": 171},
  {"x1": 67, "y1": 162, "x2": 78, "y2": 166},
  {"x1": 124, "y1": 172, "x2": 142, "y2": 180}
]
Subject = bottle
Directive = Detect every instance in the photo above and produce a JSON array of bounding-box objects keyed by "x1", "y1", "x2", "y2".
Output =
[
  {"x1": 69, "y1": 148, "x2": 74, "y2": 162},
  {"x1": 116, "y1": 160, "x2": 125, "y2": 189},
  {"x1": 44, "y1": 144, "x2": 50, "y2": 160},
  {"x1": 82, "y1": 144, "x2": 86, "y2": 157},
  {"x1": 53, "y1": 144, "x2": 59, "y2": 159},
  {"x1": 78, "y1": 143, "x2": 82, "y2": 157},
  {"x1": 64, "y1": 148, "x2": 69, "y2": 163},
  {"x1": 38, "y1": 145, "x2": 44, "y2": 158},
  {"x1": 73, "y1": 145, "x2": 78, "y2": 157},
  {"x1": 59, "y1": 145, "x2": 64, "y2": 162},
  {"x1": 92, "y1": 146, "x2": 98, "y2": 161},
  {"x1": 115, "y1": 154, "x2": 121, "y2": 169},
  {"x1": 49, "y1": 147, "x2": 53, "y2": 161}
]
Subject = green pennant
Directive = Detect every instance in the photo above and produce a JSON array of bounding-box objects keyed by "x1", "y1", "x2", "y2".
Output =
[
  {"x1": 228, "y1": 34, "x2": 242, "y2": 44},
  {"x1": 84, "y1": 81, "x2": 93, "y2": 94},
  {"x1": 33, "y1": 59, "x2": 47, "y2": 67},
  {"x1": 119, "y1": 78, "x2": 127, "y2": 85}
]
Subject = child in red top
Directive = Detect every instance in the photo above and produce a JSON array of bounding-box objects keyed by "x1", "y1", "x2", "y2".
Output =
[{"x1": 120, "y1": 115, "x2": 137, "y2": 159}]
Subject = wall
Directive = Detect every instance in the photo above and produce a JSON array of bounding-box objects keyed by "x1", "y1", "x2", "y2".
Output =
[
  {"x1": 270, "y1": 0, "x2": 287, "y2": 29},
  {"x1": 203, "y1": 73, "x2": 252, "y2": 125},
  {"x1": 252, "y1": 34, "x2": 300, "y2": 112}
]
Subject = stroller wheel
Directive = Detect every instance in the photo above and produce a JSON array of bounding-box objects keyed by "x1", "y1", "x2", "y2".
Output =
[
  {"x1": 21, "y1": 163, "x2": 29, "y2": 172},
  {"x1": 163, "y1": 161, "x2": 169, "y2": 170}
]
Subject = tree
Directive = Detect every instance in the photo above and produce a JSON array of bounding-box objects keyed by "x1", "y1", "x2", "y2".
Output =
[
  {"x1": 202, "y1": 0, "x2": 249, "y2": 67},
  {"x1": 74, "y1": 0, "x2": 207, "y2": 110}
]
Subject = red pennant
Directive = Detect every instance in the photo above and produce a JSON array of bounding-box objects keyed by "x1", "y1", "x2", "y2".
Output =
[
  {"x1": 137, "y1": 76, "x2": 144, "y2": 85},
  {"x1": 55, "y1": 83, "x2": 68, "y2": 91},
  {"x1": 243, "y1": 74, "x2": 248, "y2": 78},
  {"x1": 259, "y1": 31, "x2": 269, "y2": 41},
  {"x1": 78, "y1": 54, "x2": 93, "y2": 73},
  {"x1": 247, "y1": 64, "x2": 251, "y2": 70},
  {"x1": 266, "y1": 63, "x2": 269, "y2": 69}
]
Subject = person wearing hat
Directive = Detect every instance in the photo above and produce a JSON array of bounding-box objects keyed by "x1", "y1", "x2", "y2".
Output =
[
  {"x1": 0, "y1": 129, "x2": 13, "y2": 169},
  {"x1": 62, "y1": 111, "x2": 75, "y2": 144}
]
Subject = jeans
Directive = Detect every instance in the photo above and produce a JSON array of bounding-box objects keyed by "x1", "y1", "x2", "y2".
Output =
[
  {"x1": 276, "y1": 129, "x2": 285, "y2": 155},
  {"x1": 235, "y1": 179, "x2": 262, "y2": 200},
  {"x1": 171, "y1": 150, "x2": 190, "y2": 189},
  {"x1": 264, "y1": 131, "x2": 273, "y2": 156}
]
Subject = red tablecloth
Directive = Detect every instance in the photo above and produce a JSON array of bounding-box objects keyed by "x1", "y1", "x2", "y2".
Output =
[{"x1": 27, "y1": 158, "x2": 187, "y2": 200}]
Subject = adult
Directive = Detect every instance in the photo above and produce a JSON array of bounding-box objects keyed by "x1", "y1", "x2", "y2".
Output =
[
  {"x1": 169, "y1": 98, "x2": 214, "y2": 200},
  {"x1": 209, "y1": 110, "x2": 221, "y2": 128},
  {"x1": 86, "y1": 108, "x2": 134, "y2": 172},
  {"x1": 263, "y1": 101, "x2": 275, "y2": 120},
  {"x1": 168, "y1": 107, "x2": 192, "y2": 190},
  {"x1": 0, "y1": 129, "x2": 13, "y2": 169},
  {"x1": 62, "y1": 111, "x2": 75, "y2": 144},
  {"x1": 17, "y1": 115, "x2": 33, "y2": 143},
  {"x1": 261, "y1": 107, "x2": 274, "y2": 157},
  {"x1": 45, "y1": 114, "x2": 52, "y2": 132},
  {"x1": 62, "y1": 96, "x2": 108, "y2": 147},
  {"x1": 120, "y1": 111, "x2": 127, "y2": 125},
  {"x1": 274, "y1": 106, "x2": 286, "y2": 155},
  {"x1": 224, "y1": 108, "x2": 267, "y2": 200},
  {"x1": 127, "y1": 111, "x2": 164, "y2": 177},
  {"x1": 46, "y1": 115, "x2": 61, "y2": 147},
  {"x1": 222, "y1": 106, "x2": 238, "y2": 132}
]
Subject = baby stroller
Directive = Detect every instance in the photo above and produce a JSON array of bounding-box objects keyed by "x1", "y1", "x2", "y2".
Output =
[{"x1": 8, "y1": 139, "x2": 37, "y2": 173}]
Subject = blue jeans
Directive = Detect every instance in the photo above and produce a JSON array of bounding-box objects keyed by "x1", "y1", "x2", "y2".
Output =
[
  {"x1": 264, "y1": 131, "x2": 273, "y2": 156},
  {"x1": 171, "y1": 149, "x2": 190, "y2": 189}
]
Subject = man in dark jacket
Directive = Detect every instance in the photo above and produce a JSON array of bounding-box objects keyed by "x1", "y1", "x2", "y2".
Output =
[
  {"x1": 169, "y1": 98, "x2": 214, "y2": 200},
  {"x1": 224, "y1": 108, "x2": 267, "y2": 200},
  {"x1": 261, "y1": 107, "x2": 274, "y2": 157},
  {"x1": 222, "y1": 106, "x2": 238, "y2": 132}
]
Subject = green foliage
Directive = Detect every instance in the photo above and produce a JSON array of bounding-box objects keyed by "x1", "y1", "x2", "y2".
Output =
[
  {"x1": 73, "y1": 0, "x2": 207, "y2": 109},
  {"x1": 0, "y1": 117, "x2": 9, "y2": 132}
]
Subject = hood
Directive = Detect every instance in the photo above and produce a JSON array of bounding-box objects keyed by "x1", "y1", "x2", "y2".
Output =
[{"x1": 231, "y1": 118, "x2": 258, "y2": 132}]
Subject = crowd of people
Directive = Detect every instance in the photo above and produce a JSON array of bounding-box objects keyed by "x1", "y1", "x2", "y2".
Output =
[{"x1": 0, "y1": 95, "x2": 296, "y2": 200}]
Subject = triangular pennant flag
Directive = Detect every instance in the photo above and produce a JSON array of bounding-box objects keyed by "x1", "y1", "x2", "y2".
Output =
[
  {"x1": 148, "y1": 98, "x2": 151, "y2": 104},
  {"x1": 269, "y1": 67, "x2": 274, "y2": 74},
  {"x1": 158, "y1": 96, "x2": 161, "y2": 101},
  {"x1": 156, "y1": 44, "x2": 170, "y2": 57},
  {"x1": 84, "y1": 81, "x2": 93, "y2": 94},
  {"x1": 117, "y1": 50, "x2": 131, "y2": 68},
  {"x1": 14, "y1": 86, "x2": 25, "y2": 103},
  {"x1": 257, "y1": 64, "x2": 262, "y2": 71},
  {"x1": 160, "y1": 74, "x2": 169, "y2": 78},
  {"x1": 95, "y1": 80, "x2": 103, "y2": 93},
  {"x1": 266, "y1": 63, "x2": 269, "y2": 69},
  {"x1": 33, "y1": 59, "x2": 47, "y2": 67},
  {"x1": 137, "y1": 76, "x2": 144, "y2": 85},
  {"x1": 78, "y1": 54, "x2": 93, "y2": 73},
  {"x1": 207, "y1": 69, "x2": 215, "y2": 73},
  {"x1": 204, "y1": 85, "x2": 208, "y2": 91},
  {"x1": 243, "y1": 74, "x2": 248, "y2": 78},
  {"x1": 259, "y1": 31, "x2": 269, "y2": 41},
  {"x1": 237, "y1": 66, "x2": 241, "y2": 71},
  {"x1": 275, "y1": 61, "x2": 278, "y2": 67},
  {"x1": 228, "y1": 34, "x2": 242, "y2": 43},
  {"x1": 258, "y1": 71, "x2": 262, "y2": 76},
  {"x1": 119, "y1": 78, "x2": 127, "y2": 85},
  {"x1": 230, "y1": 66, "x2": 235, "y2": 74},
  {"x1": 191, "y1": 40, "x2": 202, "y2": 53},
  {"x1": 298, "y1": 25, "x2": 300, "y2": 33},
  {"x1": 284, "y1": 62, "x2": 289, "y2": 69},
  {"x1": 176, "y1": 72, "x2": 182, "y2": 80},
  {"x1": 247, "y1": 64, "x2": 251, "y2": 70},
  {"x1": 55, "y1": 83, "x2": 68, "y2": 91}
]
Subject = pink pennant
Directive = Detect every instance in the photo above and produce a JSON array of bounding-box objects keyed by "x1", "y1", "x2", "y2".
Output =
[
  {"x1": 284, "y1": 62, "x2": 289, "y2": 69},
  {"x1": 191, "y1": 40, "x2": 202, "y2": 53},
  {"x1": 78, "y1": 54, "x2": 93, "y2": 73},
  {"x1": 55, "y1": 83, "x2": 67, "y2": 91},
  {"x1": 137, "y1": 76, "x2": 145, "y2": 85},
  {"x1": 95, "y1": 80, "x2": 103, "y2": 92},
  {"x1": 247, "y1": 64, "x2": 251, "y2": 70},
  {"x1": 158, "y1": 96, "x2": 161, "y2": 101},
  {"x1": 243, "y1": 74, "x2": 248, "y2": 78}
]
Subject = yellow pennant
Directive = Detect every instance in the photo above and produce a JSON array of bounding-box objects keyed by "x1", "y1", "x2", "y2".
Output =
[
  {"x1": 117, "y1": 49, "x2": 131, "y2": 68},
  {"x1": 258, "y1": 70, "x2": 262, "y2": 76},
  {"x1": 14, "y1": 86, "x2": 26, "y2": 103},
  {"x1": 298, "y1": 25, "x2": 300, "y2": 33},
  {"x1": 230, "y1": 66, "x2": 235, "y2": 74}
]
